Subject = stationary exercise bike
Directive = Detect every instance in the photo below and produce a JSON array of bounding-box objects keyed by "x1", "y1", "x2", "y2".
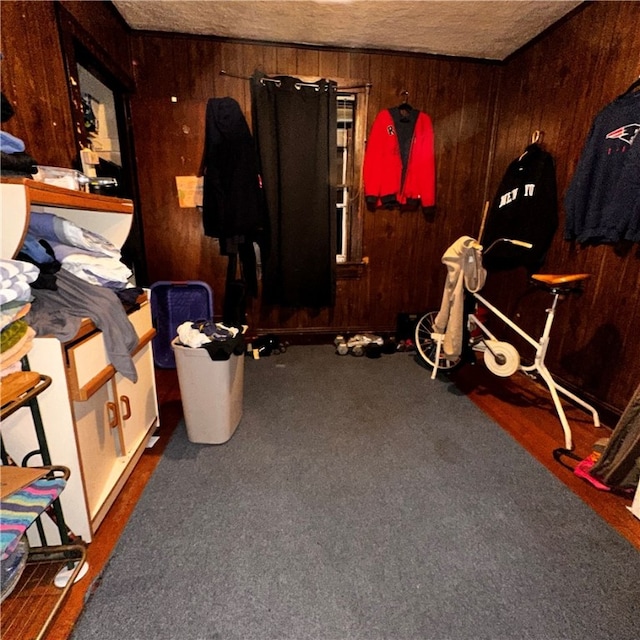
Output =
[{"x1": 414, "y1": 237, "x2": 600, "y2": 450}]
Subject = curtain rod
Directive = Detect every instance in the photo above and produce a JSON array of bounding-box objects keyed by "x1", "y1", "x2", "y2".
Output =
[{"x1": 219, "y1": 69, "x2": 372, "y2": 90}]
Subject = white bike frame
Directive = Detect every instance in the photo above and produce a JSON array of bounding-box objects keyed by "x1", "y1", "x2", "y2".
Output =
[{"x1": 430, "y1": 287, "x2": 600, "y2": 450}]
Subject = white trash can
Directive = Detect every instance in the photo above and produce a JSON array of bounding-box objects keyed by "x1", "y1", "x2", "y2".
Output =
[{"x1": 172, "y1": 338, "x2": 244, "y2": 444}]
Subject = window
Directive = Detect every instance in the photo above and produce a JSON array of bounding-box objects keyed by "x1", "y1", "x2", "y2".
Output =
[
  {"x1": 249, "y1": 73, "x2": 368, "y2": 274},
  {"x1": 335, "y1": 85, "x2": 368, "y2": 269},
  {"x1": 336, "y1": 93, "x2": 354, "y2": 263}
]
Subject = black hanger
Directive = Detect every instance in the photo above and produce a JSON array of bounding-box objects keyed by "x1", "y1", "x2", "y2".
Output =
[{"x1": 621, "y1": 76, "x2": 640, "y2": 95}]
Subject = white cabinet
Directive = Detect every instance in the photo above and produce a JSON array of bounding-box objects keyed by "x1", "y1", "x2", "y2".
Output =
[
  {"x1": 73, "y1": 378, "x2": 121, "y2": 525},
  {"x1": 1, "y1": 179, "x2": 159, "y2": 543},
  {"x1": 69, "y1": 308, "x2": 158, "y2": 530},
  {"x1": 116, "y1": 343, "x2": 157, "y2": 457}
]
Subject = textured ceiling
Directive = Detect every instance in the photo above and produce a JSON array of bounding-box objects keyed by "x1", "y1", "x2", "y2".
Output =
[{"x1": 112, "y1": 0, "x2": 584, "y2": 61}]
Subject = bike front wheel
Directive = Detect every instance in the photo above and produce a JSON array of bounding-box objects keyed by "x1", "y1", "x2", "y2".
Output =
[{"x1": 414, "y1": 311, "x2": 463, "y2": 372}]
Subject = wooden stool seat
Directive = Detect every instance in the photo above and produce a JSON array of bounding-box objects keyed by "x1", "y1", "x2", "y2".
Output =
[
  {"x1": 1, "y1": 371, "x2": 42, "y2": 408},
  {"x1": 530, "y1": 273, "x2": 590, "y2": 292},
  {"x1": 1, "y1": 371, "x2": 51, "y2": 421},
  {"x1": 531, "y1": 273, "x2": 591, "y2": 286}
]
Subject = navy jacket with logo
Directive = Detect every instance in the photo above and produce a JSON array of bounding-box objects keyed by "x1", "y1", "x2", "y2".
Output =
[{"x1": 564, "y1": 91, "x2": 640, "y2": 244}]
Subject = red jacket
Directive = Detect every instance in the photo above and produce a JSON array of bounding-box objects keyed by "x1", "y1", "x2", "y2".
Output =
[{"x1": 363, "y1": 108, "x2": 436, "y2": 208}]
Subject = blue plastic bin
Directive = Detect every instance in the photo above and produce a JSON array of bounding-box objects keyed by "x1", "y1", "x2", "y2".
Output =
[{"x1": 150, "y1": 281, "x2": 214, "y2": 368}]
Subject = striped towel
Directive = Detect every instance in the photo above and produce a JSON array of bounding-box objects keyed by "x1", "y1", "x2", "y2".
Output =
[
  {"x1": 0, "y1": 259, "x2": 39, "y2": 305},
  {"x1": 0, "y1": 476, "x2": 66, "y2": 559}
]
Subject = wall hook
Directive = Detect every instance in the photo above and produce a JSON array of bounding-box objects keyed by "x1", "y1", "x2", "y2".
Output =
[{"x1": 531, "y1": 130, "x2": 544, "y2": 144}]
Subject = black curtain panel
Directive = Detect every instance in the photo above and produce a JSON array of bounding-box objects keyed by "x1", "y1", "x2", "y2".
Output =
[{"x1": 250, "y1": 71, "x2": 337, "y2": 308}]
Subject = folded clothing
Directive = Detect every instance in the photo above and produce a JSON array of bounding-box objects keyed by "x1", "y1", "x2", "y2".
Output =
[
  {"x1": 24, "y1": 213, "x2": 130, "y2": 289},
  {"x1": 0, "y1": 131, "x2": 25, "y2": 154},
  {"x1": 0, "y1": 301, "x2": 31, "y2": 332},
  {"x1": 49, "y1": 241, "x2": 131, "y2": 285},
  {"x1": 0, "y1": 326, "x2": 35, "y2": 369},
  {"x1": 0, "y1": 151, "x2": 37, "y2": 176},
  {"x1": 29, "y1": 211, "x2": 120, "y2": 259},
  {"x1": 1, "y1": 318, "x2": 28, "y2": 352},
  {"x1": 0, "y1": 259, "x2": 39, "y2": 305},
  {"x1": 20, "y1": 234, "x2": 57, "y2": 266}
]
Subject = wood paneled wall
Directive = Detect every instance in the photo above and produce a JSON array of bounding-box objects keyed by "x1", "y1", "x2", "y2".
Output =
[
  {"x1": 1, "y1": 1, "x2": 638, "y2": 415},
  {"x1": 1, "y1": 1, "x2": 77, "y2": 168},
  {"x1": 486, "y1": 1, "x2": 640, "y2": 413},
  {"x1": 0, "y1": 1, "x2": 131, "y2": 167},
  {"x1": 57, "y1": 0, "x2": 133, "y2": 84},
  {"x1": 128, "y1": 35, "x2": 499, "y2": 334}
]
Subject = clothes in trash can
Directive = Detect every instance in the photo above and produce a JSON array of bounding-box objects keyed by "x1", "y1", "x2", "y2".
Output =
[{"x1": 171, "y1": 321, "x2": 245, "y2": 444}]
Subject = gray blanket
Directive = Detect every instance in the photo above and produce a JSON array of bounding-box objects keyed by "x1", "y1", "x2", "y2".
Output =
[{"x1": 26, "y1": 270, "x2": 138, "y2": 381}]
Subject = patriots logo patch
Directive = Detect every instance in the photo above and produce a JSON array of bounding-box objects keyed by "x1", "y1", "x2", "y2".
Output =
[{"x1": 606, "y1": 123, "x2": 640, "y2": 145}]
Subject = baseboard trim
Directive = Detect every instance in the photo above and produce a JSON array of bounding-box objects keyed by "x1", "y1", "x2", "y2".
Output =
[{"x1": 252, "y1": 327, "x2": 397, "y2": 344}]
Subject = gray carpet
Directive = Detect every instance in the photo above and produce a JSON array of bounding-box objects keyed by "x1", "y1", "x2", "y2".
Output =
[{"x1": 72, "y1": 346, "x2": 639, "y2": 640}]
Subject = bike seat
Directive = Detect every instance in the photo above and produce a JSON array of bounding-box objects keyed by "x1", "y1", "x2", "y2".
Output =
[{"x1": 530, "y1": 273, "x2": 590, "y2": 293}]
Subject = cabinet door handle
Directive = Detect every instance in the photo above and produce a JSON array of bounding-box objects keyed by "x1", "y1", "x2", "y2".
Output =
[
  {"x1": 120, "y1": 395, "x2": 132, "y2": 420},
  {"x1": 106, "y1": 401, "x2": 119, "y2": 429}
]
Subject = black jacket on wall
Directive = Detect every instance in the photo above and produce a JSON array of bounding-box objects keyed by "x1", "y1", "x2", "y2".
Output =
[
  {"x1": 201, "y1": 97, "x2": 268, "y2": 253},
  {"x1": 201, "y1": 97, "x2": 268, "y2": 302},
  {"x1": 482, "y1": 143, "x2": 558, "y2": 273}
]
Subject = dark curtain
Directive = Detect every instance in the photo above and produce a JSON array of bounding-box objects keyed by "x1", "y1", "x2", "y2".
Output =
[{"x1": 250, "y1": 71, "x2": 337, "y2": 308}]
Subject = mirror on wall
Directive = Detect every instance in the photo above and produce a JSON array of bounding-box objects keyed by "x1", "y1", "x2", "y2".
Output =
[
  {"x1": 77, "y1": 64, "x2": 121, "y2": 166},
  {"x1": 76, "y1": 64, "x2": 123, "y2": 196}
]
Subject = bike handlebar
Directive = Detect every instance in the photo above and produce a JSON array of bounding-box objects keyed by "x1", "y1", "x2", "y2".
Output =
[{"x1": 483, "y1": 238, "x2": 533, "y2": 254}]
